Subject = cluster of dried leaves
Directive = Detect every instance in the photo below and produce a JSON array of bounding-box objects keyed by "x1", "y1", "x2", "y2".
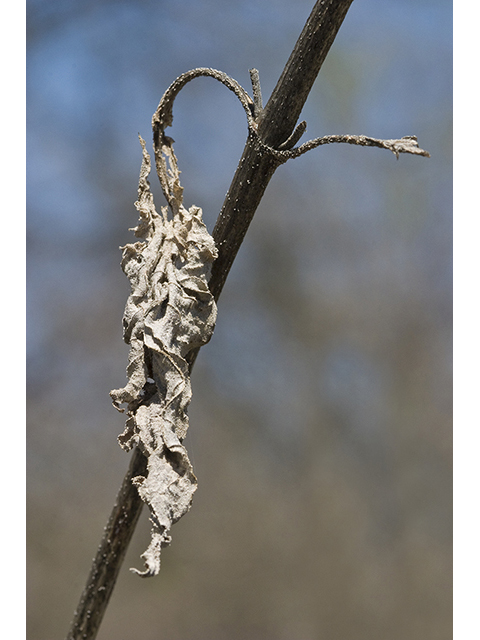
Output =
[
  {"x1": 109, "y1": 67, "x2": 429, "y2": 578},
  {"x1": 110, "y1": 137, "x2": 217, "y2": 576}
]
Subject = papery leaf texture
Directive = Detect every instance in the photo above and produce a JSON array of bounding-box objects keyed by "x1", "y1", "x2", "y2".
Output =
[{"x1": 110, "y1": 136, "x2": 217, "y2": 576}]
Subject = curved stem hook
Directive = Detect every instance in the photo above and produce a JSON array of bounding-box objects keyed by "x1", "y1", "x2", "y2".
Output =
[
  {"x1": 151, "y1": 68, "x2": 256, "y2": 210},
  {"x1": 150, "y1": 67, "x2": 430, "y2": 212}
]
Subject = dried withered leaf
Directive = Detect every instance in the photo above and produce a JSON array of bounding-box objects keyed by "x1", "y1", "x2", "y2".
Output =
[
  {"x1": 110, "y1": 136, "x2": 217, "y2": 576},
  {"x1": 109, "y1": 67, "x2": 430, "y2": 579}
]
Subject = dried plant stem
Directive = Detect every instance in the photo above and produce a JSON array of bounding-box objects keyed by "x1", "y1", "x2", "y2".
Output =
[
  {"x1": 66, "y1": 3, "x2": 355, "y2": 636},
  {"x1": 66, "y1": 448, "x2": 147, "y2": 640},
  {"x1": 65, "y1": 1, "x2": 429, "y2": 638},
  {"x1": 208, "y1": 0, "x2": 356, "y2": 302}
]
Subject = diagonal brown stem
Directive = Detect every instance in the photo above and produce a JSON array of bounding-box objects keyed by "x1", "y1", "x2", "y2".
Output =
[
  {"x1": 66, "y1": 447, "x2": 147, "y2": 640},
  {"x1": 66, "y1": 2, "x2": 356, "y2": 638},
  {"x1": 208, "y1": 0, "x2": 355, "y2": 303}
]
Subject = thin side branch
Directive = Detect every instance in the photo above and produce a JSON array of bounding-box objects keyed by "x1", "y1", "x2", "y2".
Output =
[
  {"x1": 285, "y1": 133, "x2": 430, "y2": 160},
  {"x1": 277, "y1": 120, "x2": 307, "y2": 151},
  {"x1": 151, "y1": 67, "x2": 255, "y2": 210},
  {"x1": 249, "y1": 68, "x2": 263, "y2": 119}
]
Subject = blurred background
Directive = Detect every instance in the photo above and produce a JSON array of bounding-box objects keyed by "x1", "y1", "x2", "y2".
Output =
[{"x1": 27, "y1": 1, "x2": 452, "y2": 639}]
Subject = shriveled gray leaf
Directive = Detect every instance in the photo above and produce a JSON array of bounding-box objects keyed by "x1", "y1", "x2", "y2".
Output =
[{"x1": 110, "y1": 136, "x2": 217, "y2": 577}]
